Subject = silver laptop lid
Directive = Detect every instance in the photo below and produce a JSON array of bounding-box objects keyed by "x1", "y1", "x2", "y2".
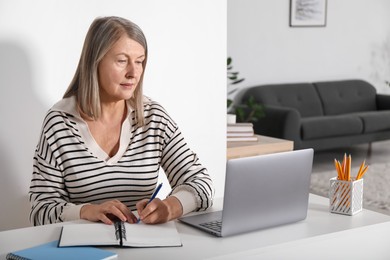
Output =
[{"x1": 221, "y1": 148, "x2": 313, "y2": 236}]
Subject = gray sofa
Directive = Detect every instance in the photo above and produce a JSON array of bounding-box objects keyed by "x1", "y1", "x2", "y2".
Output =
[{"x1": 234, "y1": 79, "x2": 390, "y2": 151}]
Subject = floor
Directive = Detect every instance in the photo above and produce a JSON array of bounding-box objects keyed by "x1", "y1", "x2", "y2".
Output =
[{"x1": 312, "y1": 140, "x2": 390, "y2": 173}]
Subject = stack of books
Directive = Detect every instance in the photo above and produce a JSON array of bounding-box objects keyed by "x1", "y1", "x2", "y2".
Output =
[{"x1": 227, "y1": 122, "x2": 258, "y2": 142}]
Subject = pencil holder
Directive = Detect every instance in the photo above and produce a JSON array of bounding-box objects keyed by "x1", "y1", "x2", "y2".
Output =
[{"x1": 329, "y1": 177, "x2": 363, "y2": 216}]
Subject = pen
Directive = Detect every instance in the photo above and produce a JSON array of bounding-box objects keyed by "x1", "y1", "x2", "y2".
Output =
[{"x1": 137, "y1": 183, "x2": 163, "y2": 223}]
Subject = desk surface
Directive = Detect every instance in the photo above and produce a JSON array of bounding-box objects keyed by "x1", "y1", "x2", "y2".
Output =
[
  {"x1": 1, "y1": 194, "x2": 389, "y2": 259},
  {"x1": 209, "y1": 221, "x2": 390, "y2": 259}
]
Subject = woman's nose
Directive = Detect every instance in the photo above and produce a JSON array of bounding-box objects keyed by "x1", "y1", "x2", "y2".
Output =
[{"x1": 125, "y1": 63, "x2": 135, "y2": 78}]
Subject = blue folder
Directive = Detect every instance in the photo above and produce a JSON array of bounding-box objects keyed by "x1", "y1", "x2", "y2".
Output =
[{"x1": 6, "y1": 240, "x2": 117, "y2": 260}]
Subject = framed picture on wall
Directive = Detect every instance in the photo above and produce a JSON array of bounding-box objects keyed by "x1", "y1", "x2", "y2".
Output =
[{"x1": 290, "y1": 0, "x2": 327, "y2": 27}]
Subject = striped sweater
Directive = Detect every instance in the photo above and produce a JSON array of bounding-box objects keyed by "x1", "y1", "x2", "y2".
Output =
[{"x1": 29, "y1": 96, "x2": 214, "y2": 226}]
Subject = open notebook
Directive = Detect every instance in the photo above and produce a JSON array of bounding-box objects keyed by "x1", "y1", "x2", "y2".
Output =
[{"x1": 59, "y1": 221, "x2": 182, "y2": 248}]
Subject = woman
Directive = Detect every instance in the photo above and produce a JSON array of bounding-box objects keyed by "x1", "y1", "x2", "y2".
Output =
[{"x1": 29, "y1": 16, "x2": 214, "y2": 226}]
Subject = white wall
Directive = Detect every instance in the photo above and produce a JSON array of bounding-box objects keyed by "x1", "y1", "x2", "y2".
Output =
[
  {"x1": 228, "y1": 0, "x2": 390, "y2": 95},
  {"x1": 0, "y1": 0, "x2": 226, "y2": 231}
]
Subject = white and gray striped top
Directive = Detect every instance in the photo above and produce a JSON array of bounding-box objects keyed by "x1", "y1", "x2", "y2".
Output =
[{"x1": 29, "y1": 96, "x2": 214, "y2": 226}]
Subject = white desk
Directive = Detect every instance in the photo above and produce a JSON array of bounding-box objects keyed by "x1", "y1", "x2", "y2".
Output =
[
  {"x1": 209, "y1": 221, "x2": 390, "y2": 259},
  {"x1": 1, "y1": 194, "x2": 390, "y2": 259}
]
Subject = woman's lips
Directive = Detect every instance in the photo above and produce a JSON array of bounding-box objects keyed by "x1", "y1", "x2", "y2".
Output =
[{"x1": 120, "y1": 83, "x2": 134, "y2": 89}]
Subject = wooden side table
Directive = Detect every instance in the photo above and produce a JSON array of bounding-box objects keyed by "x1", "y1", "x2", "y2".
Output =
[{"x1": 227, "y1": 135, "x2": 294, "y2": 159}]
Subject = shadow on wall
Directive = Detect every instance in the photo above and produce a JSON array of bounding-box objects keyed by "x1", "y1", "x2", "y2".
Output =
[{"x1": 0, "y1": 41, "x2": 46, "y2": 231}]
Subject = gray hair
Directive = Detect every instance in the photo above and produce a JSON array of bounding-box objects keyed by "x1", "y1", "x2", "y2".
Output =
[{"x1": 64, "y1": 16, "x2": 148, "y2": 126}]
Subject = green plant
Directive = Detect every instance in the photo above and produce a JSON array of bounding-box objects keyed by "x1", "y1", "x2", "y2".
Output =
[
  {"x1": 227, "y1": 57, "x2": 264, "y2": 122},
  {"x1": 235, "y1": 96, "x2": 265, "y2": 123},
  {"x1": 227, "y1": 57, "x2": 244, "y2": 108}
]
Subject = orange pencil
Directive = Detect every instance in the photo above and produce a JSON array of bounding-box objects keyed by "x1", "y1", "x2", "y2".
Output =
[
  {"x1": 357, "y1": 165, "x2": 369, "y2": 180},
  {"x1": 342, "y1": 153, "x2": 347, "y2": 177},
  {"x1": 344, "y1": 155, "x2": 349, "y2": 181},
  {"x1": 347, "y1": 154, "x2": 351, "y2": 181},
  {"x1": 337, "y1": 160, "x2": 344, "y2": 180},
  {"x1": 356, "y1": 160, "x2": 365, "y2": 180},
  {"x1": 334, "y1": 159, "x2": 342, "y2": 180}
]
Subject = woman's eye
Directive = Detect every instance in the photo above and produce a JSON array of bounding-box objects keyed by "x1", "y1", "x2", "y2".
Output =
[{"x1": 118, "y1": 60, "x2": 127, "y2": 63}]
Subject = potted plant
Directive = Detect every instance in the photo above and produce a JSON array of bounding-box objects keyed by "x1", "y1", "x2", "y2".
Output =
[{"x1": 227, "y1": 57, "x2": 264, "y2": 123}]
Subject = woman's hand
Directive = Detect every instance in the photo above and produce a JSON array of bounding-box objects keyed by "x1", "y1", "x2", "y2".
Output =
[
  {"x1": 136, "y1": 196, "x2": 183, "y2": 224},
  {"x1": 80, "y1": 200, "x2": 138, "y2": 225}
]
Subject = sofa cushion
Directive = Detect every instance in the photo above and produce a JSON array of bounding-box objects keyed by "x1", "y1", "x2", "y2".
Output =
[
  {"x1": 301, "y1": 115, "x2": 363, "y2": 140},
  {"x1": 355, "y1": 111, "x2": 390, "y2": 133},
  {"x1": 244, "y1": 83, "x2": 323, "y2": 117},
  {"x1": 314, "y1": 80, "x2": 377, "y2": 115}
]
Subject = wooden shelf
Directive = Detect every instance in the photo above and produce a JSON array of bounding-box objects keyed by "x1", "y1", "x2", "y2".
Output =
[{"x1": 227, "y1": 135, "x2": 294, "y2": 159}]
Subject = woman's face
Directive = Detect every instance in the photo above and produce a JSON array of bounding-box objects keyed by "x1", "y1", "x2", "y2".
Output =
[{"x1": 98, "y1": 35, "x2": 145, "y2": 103}]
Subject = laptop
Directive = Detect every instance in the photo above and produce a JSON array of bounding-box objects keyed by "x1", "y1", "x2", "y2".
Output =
[{"x1": 179, "y1": 148, "x2": 314, "y2": 237}]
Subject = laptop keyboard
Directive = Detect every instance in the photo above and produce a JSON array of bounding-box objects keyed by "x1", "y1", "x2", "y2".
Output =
[{"x1": 200, "y1": 220, "x2": 222, "y2": 232}]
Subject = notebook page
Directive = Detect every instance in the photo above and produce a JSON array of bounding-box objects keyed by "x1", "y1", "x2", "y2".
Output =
[
  {"x1": 123, "y1": 221, "x2": 182, "y2": 247},
  {"x1": 59, "y1": 223, "x2": 118, "y2": 247}
]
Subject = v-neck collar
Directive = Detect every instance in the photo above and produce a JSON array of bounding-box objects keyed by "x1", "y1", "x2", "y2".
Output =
[{"x1": 52, "y1": 96, "x2": 133, "y2": 164}]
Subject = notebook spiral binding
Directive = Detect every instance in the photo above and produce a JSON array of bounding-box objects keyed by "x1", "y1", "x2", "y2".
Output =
[
  {"x1": 120, "y1": 222, "x2": 127, "y2": 241},
  {"x1": 6, "y1": 253, "x2": 27, "y2": 260},
  {"x1": 114, "y1": 221, "x2": 127, "y2": 242}
]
